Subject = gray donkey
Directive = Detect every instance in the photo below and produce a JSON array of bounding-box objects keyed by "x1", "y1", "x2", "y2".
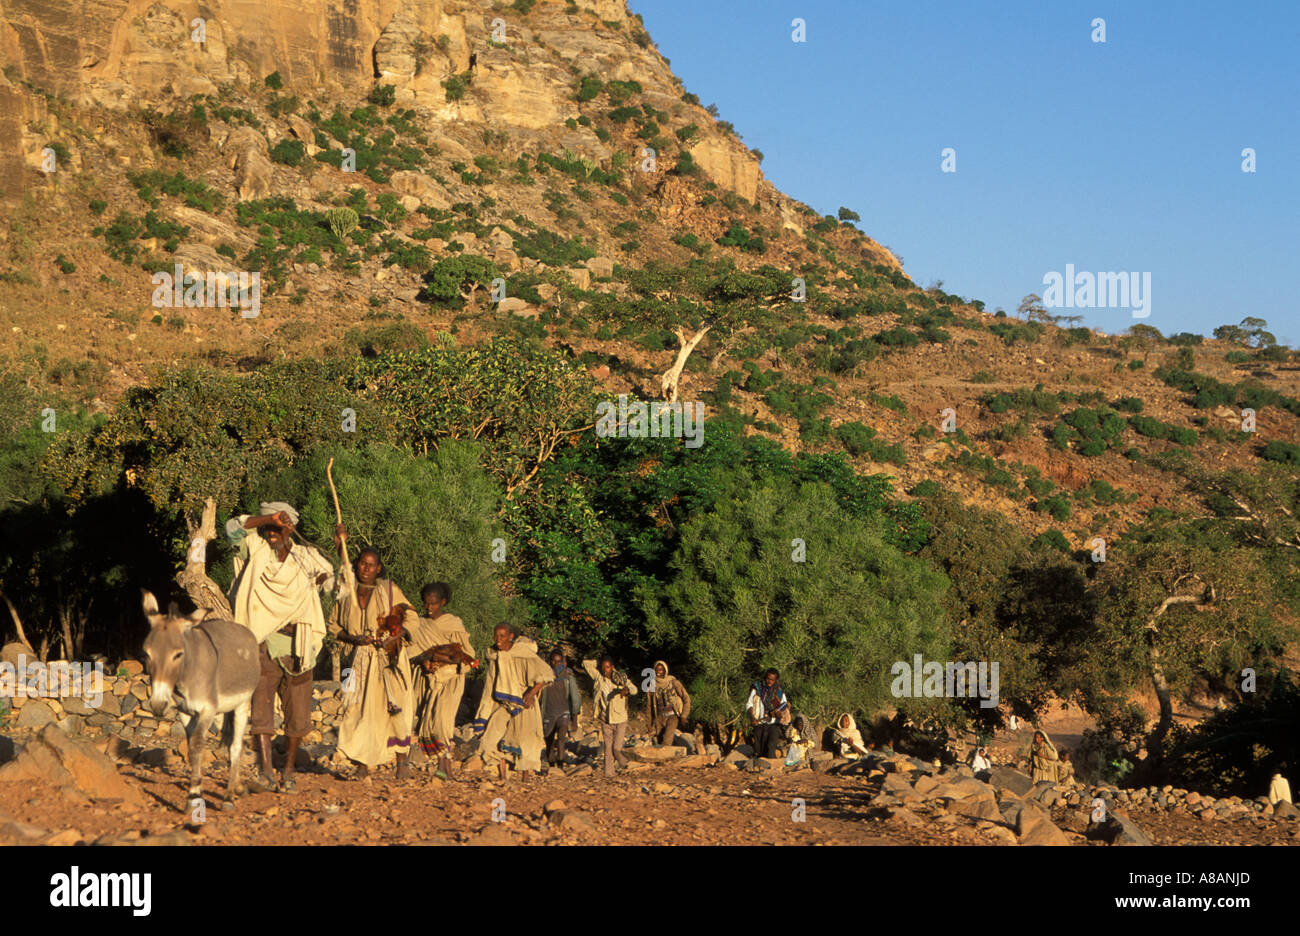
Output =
[{"x1": 141, "y1": 591, "x2": 260, "y2": 806}]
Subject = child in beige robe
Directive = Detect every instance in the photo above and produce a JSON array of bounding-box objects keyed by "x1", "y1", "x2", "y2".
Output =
[
  {"x1": 409, "y1": 598, "x2": 476, "y2": 778},
  {"x1": 473, "y1": 629, "x2": 553, "y2": 779}
]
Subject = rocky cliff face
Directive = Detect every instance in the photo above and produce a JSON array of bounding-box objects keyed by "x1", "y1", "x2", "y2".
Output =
[{"x1": 0, "y1": 0, "x2": 767, "y2": 200}]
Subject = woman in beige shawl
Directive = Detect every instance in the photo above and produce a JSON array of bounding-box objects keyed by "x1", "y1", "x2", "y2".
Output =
[
  {"x1": 408, "y1": 582, "x2": 476, "y2": 780},
  {"x1": 1029, "y1": 729, "x2": 1059, "y2": 784},
  {"x1": 473, "y1": 624, "x2": 554, "y2": 781},
  {"x1": 329, "y1": 546, "x2": 420, "y2": 780},
  {"x1": 831, "y1": 713, "x2": 869, "y2": 759}
]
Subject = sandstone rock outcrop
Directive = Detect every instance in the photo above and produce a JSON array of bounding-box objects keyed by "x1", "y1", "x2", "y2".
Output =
[{"x1": 0, "y1": 724, "x2": 143, "y2": 804}]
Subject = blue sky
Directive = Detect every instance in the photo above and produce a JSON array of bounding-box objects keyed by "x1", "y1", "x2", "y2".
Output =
[{"x1": 631, "y1": 0, "x2": 1299, "y2": 344}]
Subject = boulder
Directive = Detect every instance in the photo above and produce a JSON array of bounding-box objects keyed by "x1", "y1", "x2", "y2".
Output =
[
  {"x1": 882, "y1": 773, "x2": 914, "y2": 795},
  {"x1": 1096, "y1": 812, "x2": 1154, "y2": 846},
  {"x1": 496, "y1": 297, "x2": 537, "y2": 319},
  {"x1": 493, "y1": 247, "x2": 520, "y2": 271},
  {"x1": 549, "y1": 809, "x2": 595, "y2": 833},
  {"x1": 674, "y1": 754, "x2": 715, "y2": 768},
  {"x1": 722, "y1": 743, "x2": 754, "y2": 769},
  {"x1": 628, "y1": 745, "x2": 684, "y2": 763},
  {"x1": 0, "y1": 724, "x2": 143, "y2": 804},
  {"x1": 1016, "y1": 803, "x2": 1069, "y2": 846},
  {"x1": 989, "y1": 765, "x2": 1034, "y2": 797},
  {"x1": 928, "y1": 776, "x2": 992, "y2": 801},
  {"x1": 567, "y1": 267, "x2": 591, "y2": 290},
  {"x1": 807, "y1": 751, "x2": 835, "y2": 772},
  {"x1": 585, "y1": 256, "x2": 614, "y2": 278},
  {"x1": 286, "y1": 114, "x2": 315, "y2": 144},
  {"x1": 171, "y1": 206, "x2": 245, "y2": 247},
  {"x1": 223, "y1": 126, "x2": 273, "y2": 202},
  {"x1": 15, "y1": 700, "x2": 56, "y2": 729},
  {"x1": 0, "y1": 642, "x2": 34, "y2": 667},
  {"x1": 953, "y1": 796, "x2": 1002, "y2": 822},
  {"x1": 172, "y1": 242, "x2": 232, "y2": 278},
  {"x1": 1274, "y1": 800, "x2": 1299, "y2": 820},
  {"x1": 390, "y1": 171, "x2": 451, "y2": 210},
  {"x1": 912, "y1": 774, "x2": 941, "y2": 795},
  {"x1": 61, "y1": 696, "x2": 95, "y2": 716}
]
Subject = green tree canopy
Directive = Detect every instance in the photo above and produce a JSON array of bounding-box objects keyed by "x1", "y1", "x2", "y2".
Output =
[{"x1": 641, "y1": 478, "x2": 950, "y2": 723}]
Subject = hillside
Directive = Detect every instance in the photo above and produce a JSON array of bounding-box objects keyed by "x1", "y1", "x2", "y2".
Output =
[{"x1": 2, "y1": 0, "x2": 1299, "y2": 827}]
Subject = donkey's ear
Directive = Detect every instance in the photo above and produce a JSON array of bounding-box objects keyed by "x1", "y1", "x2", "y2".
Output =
[
  {"x1": 141, "y1": 590, "x2": 160, "y2": 616},
  {"x1": 167, "y1": 600, "x2": 180, "y2": 617},
  {"x1": 185, "y1": 607, "x2": 209, "y2": 628}
]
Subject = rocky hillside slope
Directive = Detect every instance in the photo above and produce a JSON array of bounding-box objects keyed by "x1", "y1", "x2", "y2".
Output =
[{"x1": 1, "y1": 0, "x2": 1297, "y2": 552}]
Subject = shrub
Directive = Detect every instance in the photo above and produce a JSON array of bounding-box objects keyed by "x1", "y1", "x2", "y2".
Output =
[
  {"x1": 835, "y1": 421, "x2": 905, "y2": 464},
  {"x1": 1128, "y1": 415, "x2": 1198, "y2": 447},
  {"x1": 326, "y1": 206, "x2": 359, "y2": 240},
  {"x1": 1035, "y1": 495, "x2": 1071, "y2": 521},
  {"x1": 264, "y1": 72, "x2": 283, "y2": 90},
  {"x1": 1031, "y1": 529, "x2": 1070, "y2": 552},
  {"x1": 443, "y1": 72, "x2": 472, "y2": 101},
  {"x1": 1260, "y1": 441, "x2": 1300, "y2": 465},
  {"x1": 269, "y1": 138, "x2": 306, "y2": 166}
]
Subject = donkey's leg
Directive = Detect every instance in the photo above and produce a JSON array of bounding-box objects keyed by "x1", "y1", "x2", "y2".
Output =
[
  {"x1": 225, "y1": 698, "x2": 251, "y2": 803},
  {"x1": 186, "y1": 709, "x2": 214, "y2": 799}
]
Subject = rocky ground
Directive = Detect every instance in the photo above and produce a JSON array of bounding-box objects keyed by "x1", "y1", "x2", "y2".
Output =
[{"x1": 2, "y1": 712, "x2": 1297, "y2": 847}]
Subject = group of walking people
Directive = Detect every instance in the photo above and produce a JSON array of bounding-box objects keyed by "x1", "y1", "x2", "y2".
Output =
[
  {"x1": 219, "y1": 501, "x2": 723, "y2": 787},
  {"x1": 224, "y1": 502, "x2": 474, "y2": 788}
]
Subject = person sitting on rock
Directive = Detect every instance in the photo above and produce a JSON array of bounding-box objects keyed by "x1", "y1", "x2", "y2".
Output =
[
  {"x1": 830, "y1": 712, "x2": 869, "y2": 759},
  {"x1": 746, "y1": 668, "x2": 789, "y2": 759},
  {"x1": 1056, "y1": 749, "x2": 1076, "y2": 786},
  {"x1": 1029, "y1": 730, "x2": 1059, "y2": 784},
  {"x1": 969, "y1": 745, "x2": 992, "y2": 781},
  {"x1": 1269, "y1": 771, "x2": 1293, "y2": 806},
  {"x1": 785, "y1": 714, "x2": 815, "y2": 766}
]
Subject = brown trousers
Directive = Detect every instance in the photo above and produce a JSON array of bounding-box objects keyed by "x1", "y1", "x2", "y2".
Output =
[
  {"x1": 250, "y1": 642, "x2": 313, "y2": 738},
  {"x1": 602, "y1": 721, "x2": 628, "y2": 777},
  {"x1": 655, "y1": 714, "x2": 679, "y2": 746}
]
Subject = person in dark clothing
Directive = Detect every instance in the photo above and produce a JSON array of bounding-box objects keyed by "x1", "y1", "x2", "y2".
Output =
[
  {"x1": 745, "y1": 668, "x2": 789, "y2": 759},
  {"x1": 541, "y1": 649, "x2": 582, "y2": 767}
]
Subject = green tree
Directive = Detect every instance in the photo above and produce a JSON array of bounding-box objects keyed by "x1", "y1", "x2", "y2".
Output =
[
  {"x1": 274, "y1": 442, "x2": 519, "y2": 649},
  {"x1": 1090, "y1": 527, "x2": 1282, "y2": 765},
  {"x1": 349, "y1": 337, "x2": 595, "y2": 497},
  {"x1": 641, "y1": 479, "x2": 950, "y2": 723}
]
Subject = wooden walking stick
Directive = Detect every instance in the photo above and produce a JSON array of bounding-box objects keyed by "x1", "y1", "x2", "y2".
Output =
[{"x1": 327, "y1": 457, "x2": 359, "y2": 610}]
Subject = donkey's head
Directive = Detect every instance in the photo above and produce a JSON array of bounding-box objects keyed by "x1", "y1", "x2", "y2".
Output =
[{"x1": 141, "y1": 591, "x2": 207, "y2": 716}]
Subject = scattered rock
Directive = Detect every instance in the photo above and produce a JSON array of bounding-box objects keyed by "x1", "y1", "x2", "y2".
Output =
[
  {"x1": 0, "y1": 724, "x2": 144, "y2": 804},
  {"x1": 466, "y1": 823, "x2": 516, "y2": 846},
  {"x1": 1016, "y1": 803, "x2": 1069, "y2": 846},
  {"x1": 41, "y1": 828, "x2": 84, "y2": 846},
  {"x1": 15, "y1": 700, "x2": 56, "y2": 729},
  {"x1": 989, "y1": 765, "x2": 1034, "y2": 797},
  {"x1": 0, "y1": 642, "x2": 35, "y2": 667},
  {"x1": 629, "y1": 745, "x2": 685, "y2": 763},
  {"x1": 549, "y1": 809, "x2": 594, "y2": 833},
  {"x1": 585, "y1": 256, "x2": 614, "y2": 279}
]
